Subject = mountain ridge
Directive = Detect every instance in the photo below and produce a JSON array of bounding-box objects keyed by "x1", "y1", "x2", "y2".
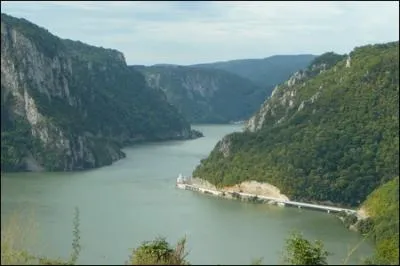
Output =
[
  {"x1": 191, "y1": 54, "x2": 316, "y2": 89},
  {"x1": 132, "y1": 55, "x2": 316, "y2": 124},
  {"x1": 193, "y1": 41, "x2": 399, "y2": 207},
  {"x1": 1, "y1": 13, "x2": 201, "y2": 172},
  {"x1": 132, "y1": 64, "x2": 267, "y2": 124}
]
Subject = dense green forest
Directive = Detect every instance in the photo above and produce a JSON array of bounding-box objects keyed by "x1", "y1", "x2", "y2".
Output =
[
  {"x1": 1, "y1": 13, "x2": 197, "y2": 172},
  {"x1": 362, "y1": 177, "x2": 399, "y2": 265},
  {"x1": 193, "y1": 41, "x2": 399, "y2": 207}
]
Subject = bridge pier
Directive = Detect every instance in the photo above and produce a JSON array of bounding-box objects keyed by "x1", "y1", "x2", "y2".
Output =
[
  {"x1": 298, "y1": 206, "x2": 301, "y2": 209},
  {"x1": 327, "y1": 210, "x2": 330, "y2": 213}
]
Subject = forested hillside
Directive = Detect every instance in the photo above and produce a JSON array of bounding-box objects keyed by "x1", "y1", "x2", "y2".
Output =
[
  {"x1": 362, "y1": 177, "x2": 399, "y2": 265},
  {"x1": 133, "y1": 65, "x2": 267, "y2": 123},
  {"x1": 193, "y1": 41, "x2": 399, "y2": 207},
  {"x1": 1, "y1": 13, "x2": 200, "y2": 172}
]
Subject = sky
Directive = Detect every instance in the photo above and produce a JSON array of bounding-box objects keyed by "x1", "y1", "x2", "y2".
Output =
[{"x1": 1, "y1": 1, "x2": 399, "y2": 66}]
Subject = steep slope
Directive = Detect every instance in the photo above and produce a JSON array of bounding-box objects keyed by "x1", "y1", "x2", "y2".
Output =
[
  {"x1": 193, "y1": 42, "x2": 399, "y2": 207},
  {"x1": 246, "y1": 52, "x2": 347, "y2": 132},
  {"x1": 361, "y1": 177, "x2": 399, "y2": 265},
  {"x1": 132, "y1": 65, "x2": 266, "y2": 123},
  {"x1": 1, "y1": 13, "x2": 199, "y2": 172},
  {"x1": 191, "y1": 54, "x2": 316, "y2": 89}
]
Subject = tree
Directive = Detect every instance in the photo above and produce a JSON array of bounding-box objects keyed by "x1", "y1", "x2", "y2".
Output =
[
  {"x1": 283, "y1": 232, "x2": 330, "y2": 265},
  {"x1": 127, "y1": 236, "x2": 190, "y2": 265}
]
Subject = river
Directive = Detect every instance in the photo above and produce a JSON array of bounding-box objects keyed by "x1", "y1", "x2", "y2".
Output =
[{"x1": 1, "y1": 124, "x2": 373, "y2": 265}]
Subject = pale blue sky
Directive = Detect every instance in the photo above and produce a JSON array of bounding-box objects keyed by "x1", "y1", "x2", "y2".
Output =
[{"x1": 1, "y1": 1, "x2": 399, "y2": 65}]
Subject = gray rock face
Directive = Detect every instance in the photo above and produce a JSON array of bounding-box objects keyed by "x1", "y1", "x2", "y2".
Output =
[
  {"x1": 218, "y1": 136, "x2": 232, "y2": 158},
  {"x1": 245, "y1": 53, "x2": 346, "y2": 133},
  {"x1": 1, "y1": 19, "x2": 106, "y2": 171},
  {"x1": 133, "y1": 65, "x2": 266, "y2": 124},
  {"x1": 1, "y1": 14, "x2": 196, "y2": 172}
]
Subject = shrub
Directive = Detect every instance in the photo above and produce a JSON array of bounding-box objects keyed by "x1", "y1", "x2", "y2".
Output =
[{"x1": 127, "y1": 236, "x2": 190, "y2": 265}]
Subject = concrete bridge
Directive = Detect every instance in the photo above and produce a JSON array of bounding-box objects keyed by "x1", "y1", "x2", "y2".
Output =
[
  {"x1": 238, "y1": 192, "x2": 356, "y2": 214},
  {"x1": 179, "y1": 184, "x2": 356, "y2": 215}
]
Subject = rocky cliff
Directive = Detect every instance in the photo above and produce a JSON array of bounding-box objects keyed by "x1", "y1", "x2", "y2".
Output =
[
  {"x1": 246, "y1": 52, "x2": 346, "y2": 132},
  {"x1": 1, "y1": 13, "x2": 199, "y2": 172},
  {"x1": 133, "y1": 65, "x2": 266, "y2": 123}
]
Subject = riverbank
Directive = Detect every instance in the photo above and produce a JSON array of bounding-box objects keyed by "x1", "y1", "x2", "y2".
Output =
[
  {"x1": 1, "y1": 124, "x2": 375, "y2": 265},
  {"x1": 189, "y1": 178, "x2": 377, "y2": 244},
  {"x1": 183, "y1": 178, "x2": 374, "y2": 240},
  {"x1": 336, "y1": 206, "x2": 373, "y2": 235},
  {"x1": 1, "y1": 129, "x2": 204, "y2": 174},
  {"x1": 189, "y1": 178, "x2": 289, "y2": 203},
  {"x1": 179, "y1": 178, "x2": 361, "y2": 216},
  {"x1": 178, "y1": 181, "x2": 286, "y2": 206}
]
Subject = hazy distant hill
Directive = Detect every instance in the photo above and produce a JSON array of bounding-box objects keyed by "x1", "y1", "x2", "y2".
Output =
[
  {"x1": 191, "y1": 54, "x2": 316, "y2": 89},
  {"x1": 132, "y1": 65, "x2": 266, "y2": 123},
  {"x1": 132, "y1": 55, "x2": 315, "y2": 124}
]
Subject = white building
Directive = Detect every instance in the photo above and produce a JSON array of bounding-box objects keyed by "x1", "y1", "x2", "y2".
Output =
[{"x1": 177, "y1": 174, "x2": 184, "y2": 184}]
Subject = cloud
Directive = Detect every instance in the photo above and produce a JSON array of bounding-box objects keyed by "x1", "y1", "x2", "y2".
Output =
[{"x1": 1, "y1": 1, "x2": 399, "y2": 65}]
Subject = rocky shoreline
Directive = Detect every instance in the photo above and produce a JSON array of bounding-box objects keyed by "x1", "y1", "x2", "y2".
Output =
[
  {"x1": 191, "y1": 178, "x2": 289, "y2": 200},
  {"x1": 335, "y1": 207, "x2": 373, "y2": 234},
  {"x1": 187, "y1": 178, "x2": 373, "y2": 234},
  {"x1": 185, "y1": 178, "x2": 290, "y2": 206}
]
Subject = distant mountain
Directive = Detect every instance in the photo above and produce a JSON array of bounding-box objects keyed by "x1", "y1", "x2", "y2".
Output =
[
  {"x1": 132, "y1": 65, "x2": 267, "y2": 123},
  {"x1": 133, "y1": 55, "x2": 316, "y2": 124},
  {"x1": 191, "y1": 54, "x2": 316, "y2": 90},
  {"x1": 1, "y1": 13, "x2": 200, "y2": 172}
]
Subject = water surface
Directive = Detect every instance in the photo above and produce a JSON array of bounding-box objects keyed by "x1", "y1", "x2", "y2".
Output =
[{"x1": 1, "y1": 124, "x2": 373, "y2": 264}]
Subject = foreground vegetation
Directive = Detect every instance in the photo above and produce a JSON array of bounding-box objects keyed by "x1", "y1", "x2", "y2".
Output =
[
  {"x1": 0, "y1": 210, "x2": 331, "y2": 266},
  {"x1": 361, "y1": 177, "x2": 399, "y2": 265},
  {"x1": 2, "y1": 188, "x2": 399, "y2": 266}
]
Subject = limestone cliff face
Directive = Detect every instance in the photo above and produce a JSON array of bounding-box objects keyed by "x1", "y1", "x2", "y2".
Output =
[
  {"x1": 133, "y1": 65, "x2": 266, "y2": 123},
  {"x1": 1, "y1": 14, "x2": 195, "y2": 172},
  {"x1": 245, "y1": 53, "x2": 346, "y2": 132}
]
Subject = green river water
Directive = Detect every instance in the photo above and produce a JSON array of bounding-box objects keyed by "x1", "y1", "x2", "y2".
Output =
[{"x1": 1, "y1": 124, "x2": 373, "y2": 265}]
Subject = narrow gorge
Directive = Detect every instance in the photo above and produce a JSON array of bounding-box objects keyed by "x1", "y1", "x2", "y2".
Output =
[{"x1": 1, "y1": 13, "x2": 201, "y2": 172}]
